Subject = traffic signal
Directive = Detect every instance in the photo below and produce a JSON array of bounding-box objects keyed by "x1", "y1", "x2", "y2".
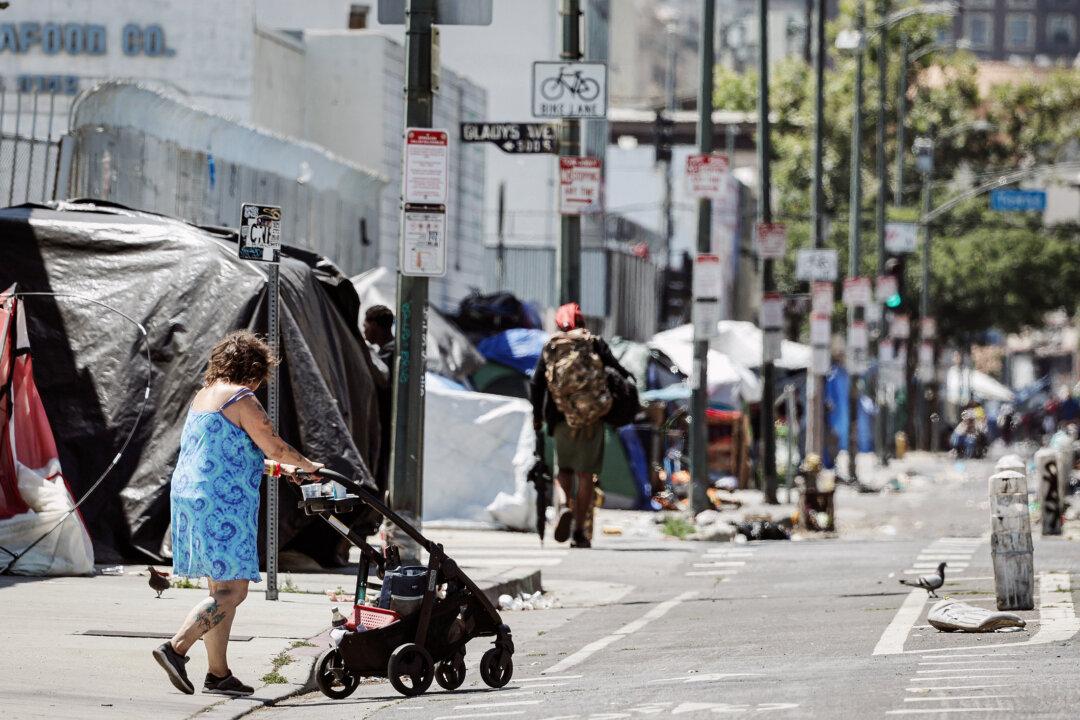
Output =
[
  {"x1": 883, "y1": 256, "x2": 905, "y2": 310},
  {"x1": 654, "y1": 108, "x2": 674, "y2": 164}
]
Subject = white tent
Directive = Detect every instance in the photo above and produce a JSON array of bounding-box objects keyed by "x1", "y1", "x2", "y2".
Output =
[
  {"x1": 423, "y1": 374, "x2": 535, "y2": 530},
  {"x1": 946, "y1": 366, "x2": 1015, "y2": 404},
  {"x1": 650, "y1": 326, "x2": 762, "y2": 405},
  {"x1": 714, "y1": 320, "x2": 812, "y2": 370}
]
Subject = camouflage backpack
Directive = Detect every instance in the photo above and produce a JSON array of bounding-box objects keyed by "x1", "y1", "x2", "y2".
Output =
[{"x1": 543, "y1": 328, "x2": 612, "y2": 429}]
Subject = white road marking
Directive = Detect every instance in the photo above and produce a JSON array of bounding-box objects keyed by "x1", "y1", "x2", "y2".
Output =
[
  {"x1": 434, "y1": 712, "x2": 527, "y2": 720},
  {"x1": 512, "y1": 675, "x2": 582, "y2": 682},
  {"x1": 455, "y1": 701, "x2": 542, "y2": 710},
  {"x1": 917, "y1": 668, "x2": 1014, "y2": 673},
  {"x1": 886, "y1": 709, "x2": 1007, "y2": 715},
  {"x1": 912, "y1": 676, "x2": 1014, "y2": 681},
  {"x1": 508, "y1": 682, "x2": 568, "y2": 689},
  {"x1": 451, "y1": 558, "x2": 565, "y2": 567},
  {"x1": 918, "y1": 661, "x2": 1015, "y2": 666},
  {"x1": 920, "y1": 653, "x2": 1027, "y2": 659},
  {"x1": 542, "y1": 591, "x2": 698, "y2": 674},
  {"x1": 692, "y1": 561, "x2": 746, "y2": 567},
  {"x1": 647, "y1": 673, "x2": 762, "y2": 685},
  {"x1": 912, "y1": 562, "x2": 968, "y2": 568},
  {"x1": 904, "y1": 685, "x2": 1014, "y2": 691},
  {"x1": 873, "y1": 589, "x2": 925, "y2": 655},
  {"x1": 904, "y1": 569, "x2": 966, "y2": 575},
  {"x1": 704, "y1": 549, "x2": 755, "y2": 555},
  {"x1": 903, "y1": 696, "x2": 1015, "y2": 703},
  {"x1": 685, "y1": 570, "x2": 739, "y2": 576}
]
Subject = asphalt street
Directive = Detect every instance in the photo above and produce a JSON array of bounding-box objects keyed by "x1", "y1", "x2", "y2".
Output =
[{"x1": 251, "y1": 453, "x2": 1080, "y2": 719}]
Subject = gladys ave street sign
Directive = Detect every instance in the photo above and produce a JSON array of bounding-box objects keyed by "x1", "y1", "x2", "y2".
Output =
[{"x1": 460, "y1": 122, "x2": 558, "y2": 154}]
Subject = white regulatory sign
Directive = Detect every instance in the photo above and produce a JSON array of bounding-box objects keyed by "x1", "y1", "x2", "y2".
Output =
[
  {"x1": 400, "y1": 205, "x2": 447, "y2": 277},
  {"x1": 238, "y1": 203, "x2": 282, "y2": 263},
  {"x1": 885, "y1": 222, "x2": 918, "y2": 254},
  {"x1": 403, "y1": 128, "x2": 449, "y2": 205},
  {"x1": 559, "y1": 156, "x2": 602, "y2": 215},
  {"x1": 760, "y1": 292, "x2": 784, "y2": 330},
  {"x1": 795, "y1": 248, "x2": 838, "y2": 282},
  {"x1": 842, "y1": 277, "x2": 871, "y2": 306},
  {"x1": 685, "y1": 153, "x2": 730, "y2": 199},
  {"x1": 756, "y1": 222, "x2": 787, "y2": 260},
  {"x1": 532, "y1": 61, "x2": 607, "y2": 119}
]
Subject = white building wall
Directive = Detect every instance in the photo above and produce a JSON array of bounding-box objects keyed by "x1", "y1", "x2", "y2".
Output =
[{"x1": 251, "y1": 27, "x2": 307, "y2": 138}]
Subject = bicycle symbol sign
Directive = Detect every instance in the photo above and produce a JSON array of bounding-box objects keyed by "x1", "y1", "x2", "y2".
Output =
[{"x1": 532, "y1": 61, "x2": 607, "y2": 119}]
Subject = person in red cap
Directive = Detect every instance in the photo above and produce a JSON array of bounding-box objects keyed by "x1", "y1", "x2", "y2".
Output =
[{"x1": 531, "y1": 303, "x2": 631, "y2": 547}]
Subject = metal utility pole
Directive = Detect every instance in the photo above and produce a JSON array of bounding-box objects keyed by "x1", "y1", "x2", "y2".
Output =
[
  {"x1": 558, "y1": 0, "x2": 582, "y2": 305},
  {"x1": 805, "y1": 0, "x2": 827, "y2": 458},
  {"x1": 663, "y1": 22, "x2": 677, "y2": 270},
  {"x1": 389, "y1": 0, "x2": 436, "y2": 562},
  {"x1": 915, "y1": 134, "x2": 935, "y2": 451},
  {"x1": 873, "y1": 0, "x2": 890, "y2": 464},
  {"x1": 690, "y1": 0, "x2": 715, "y2": 516},
  {"x1": 894, "y1": 34, "x2": 908, "y2": 208},
  {"x1": 757, "y1": 0, "x2": 778, "y2": 504},
  {"x1": 846, "y1": 0, "x2": 866, "y2": 485}
]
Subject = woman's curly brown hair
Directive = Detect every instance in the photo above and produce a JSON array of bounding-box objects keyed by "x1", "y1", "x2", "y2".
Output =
[{"x1": 204, "y1": 330, "x2": 278, "y2": 388}]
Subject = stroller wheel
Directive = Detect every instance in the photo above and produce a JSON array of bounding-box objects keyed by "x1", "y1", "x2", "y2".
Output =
[
  {"x1": 479, "y1": 647, "x2": 513, "y2": 688},
  {"x1": 315, "y1": 648, "x2": 359, "y2": 699},
  {"x1": 388, "y1": 643, "x2": 434, "y2": 696},
  {"x1": 434, "y1": 654, "x2": 466, "y2": 691}
]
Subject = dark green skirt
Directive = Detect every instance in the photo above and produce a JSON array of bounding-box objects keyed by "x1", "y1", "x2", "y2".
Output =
[{"x1": 553, "y1": 421, "x2": 605, "y2": 475}]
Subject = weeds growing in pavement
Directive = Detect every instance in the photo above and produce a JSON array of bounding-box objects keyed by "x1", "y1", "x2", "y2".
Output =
[
  {"x1": 280, "y1": 575, "x2": 301, "y2": 593},
  {"x1": 290, "y1": 639, "x2": 316, "y2": 648},
  {"x1": 661, "y1": 516, "x2": 695, "y2": 539},
  {"x1": 261, "y1": 650, "x2": 294, "y2": 684},
  {"x1": 170, "y1": 576, "x2": 200, "y2": 590},
  {"x1": 261, "y1": 670, "x2": 287, "y2": 684}
]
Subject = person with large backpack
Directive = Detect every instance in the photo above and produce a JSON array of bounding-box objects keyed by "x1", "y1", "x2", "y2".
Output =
[{"x1": 530, "y1": 303, "x2": 632, "y2": 548}]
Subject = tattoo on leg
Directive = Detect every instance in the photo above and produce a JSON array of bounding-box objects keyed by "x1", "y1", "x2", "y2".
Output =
[{"x1": 194, "y1": 599, "x2": 224, "y2": 633}]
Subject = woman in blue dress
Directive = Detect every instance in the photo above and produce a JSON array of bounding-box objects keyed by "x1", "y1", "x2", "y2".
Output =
[{"x1": 153, "y1": 331, "x2": 322, "y2": 696}]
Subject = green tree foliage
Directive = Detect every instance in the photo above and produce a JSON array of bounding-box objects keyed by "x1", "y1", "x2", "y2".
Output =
[{"x1": 713, "y1": 1, "x2": 1080, "y2": 342}]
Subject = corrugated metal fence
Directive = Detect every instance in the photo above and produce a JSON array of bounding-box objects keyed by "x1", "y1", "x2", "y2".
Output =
[{"x1": 0, "y1": 88, "x2": 67, "y2": 206}]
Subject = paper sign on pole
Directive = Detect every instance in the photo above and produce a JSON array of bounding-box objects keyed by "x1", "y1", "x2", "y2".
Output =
[
  {"x1": 760, "y1": 292, "x2": 784, "y2": 330},
  {"x1": 846, "y1": 321, "x2": 869, "y2": 374},
  {"x1": 400, "y1": 205, "x2": 448, "y2": 277},
  {"x1": 559, "y1": 156, "x2": 602, "y2": 215},
  {"x1": 876, "y1": 274, "x2": 898, "y2": 303},
  {"x1": 885, "y1": 222, "x2": 918, "y2": 254},
  {"x1": 890, "y1": 313, "x2": 911, "y2": 339},
  {"x1": 810, "y1": 312, "x2": 831, "y2": 346},
  {"x1": 865, "y1": 301, "x2": 882, "y2": 326},
  {"x1": 685, "y1": 153, "x2": 730, "y2": 198},
  {"x1": 918, "y1": 341, "x2": 935, "y2": 382},
  {"x1": 763, "y1": 330, "x2": 783, "y2": 363},
  {"x1": 755, "y1": 223, "x2": 787, "y2": 260},
  {"x1": 811, "y1": 281, "x2": 834, "y2": 316},
  {"x1": 404, "y1": 128, "x2": 449, "y2": 205},
  {"x1": 812, "y1": 346, "x2": 831, "y2": 375},
  {"x1": 795, "y1": 248, "x2": 839, "y2": 282},
  {"x1": 920, "y1": 317, "x2": 936, "y2": 339},
  {"x1": 693, "y1": 253, "x2": 722, "y2": 339},
  {"x1": 842, "y1": 276, "x2": 871, "y2": 306}
]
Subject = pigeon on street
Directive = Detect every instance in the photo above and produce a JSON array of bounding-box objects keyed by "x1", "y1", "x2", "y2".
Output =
[
  {"x1": 899, "y1": 562, "x2": 946, "y2": 598},
  {"x1": 148, "y1": 566, "x2": 171, "y2": 598}
]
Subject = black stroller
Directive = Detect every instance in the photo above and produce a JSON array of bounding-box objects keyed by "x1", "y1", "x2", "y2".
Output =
[{"x1": 294, "y1": 468, "x2": 514, "y2": 698}]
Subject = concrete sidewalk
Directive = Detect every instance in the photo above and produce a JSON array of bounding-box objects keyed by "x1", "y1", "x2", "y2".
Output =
[{"x1": 0, "y1": 526, "x2": 550, "y2": 720}]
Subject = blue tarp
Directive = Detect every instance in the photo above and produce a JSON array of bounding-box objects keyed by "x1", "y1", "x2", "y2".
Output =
[
  {"x1": 617, "y1": 425, "x2": 659, "y2": 511},
  {"x1": 823, "y1": 366, "x2": 875, "y2": 468},
  {"x1": 476, "y1": 328, "x2": 550, "y2": 376}
]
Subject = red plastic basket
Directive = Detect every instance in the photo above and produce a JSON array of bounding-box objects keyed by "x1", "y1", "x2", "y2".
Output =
[{"x1": 352, "y1": 604, "x2": 400, "y2": 630}]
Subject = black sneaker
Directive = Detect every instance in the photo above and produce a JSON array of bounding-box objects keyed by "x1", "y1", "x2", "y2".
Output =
[
  {"x1": 153, "y1": 642, "x2": 194, "y2": 695},
  {"x1": 553, "y1": 509, "x2": 573, "y2": 543},
  {"x1": 204, "y1": 672, "x2": 255, "y2": 696},
  {"x1": 571, "y1": 532, "x2": 591, "y2": 549}
]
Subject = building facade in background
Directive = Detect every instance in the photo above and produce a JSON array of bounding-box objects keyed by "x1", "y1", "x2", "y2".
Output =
[{"x1": 952, "y1": 0, "x2": 1080, "y2": 64}]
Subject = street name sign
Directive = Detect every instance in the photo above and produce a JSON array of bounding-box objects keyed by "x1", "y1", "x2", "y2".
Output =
[
  {"x1": 559, "y1": 156, "x2": 602, "y2": 215},
  {"x1": 755, "y1": 222, "x2": 787, "y2": 260},
  {"x1": 403, "y1": 128, "x2": 449, "y2": 205},
  {"x1": 460, "y1": 122, "x2": 558, "y2": 154},
  {"x1": 532, "y1": 61, "x2": 607, "y2": 118},
  {"x1": 238, "y1": 203, "x2": 281, "y2": 262},
  {"x1": 885, "y1": 222, "x2": 918, "y2": 254},
  {"x1": 685, "y1": 153, "x2": 730, "y2": 199},
  {"x1": 377, "y1": 0, "x2": 493, "y2": 25},
  {"x1": 795, "y1": 248, "x2": 839, "y2": 282},
  {"x1": 990, "y1": 188, "x2": 1046, "y2": 212},
  {"x1": 400, "y1": 204, "x2": 448, "y2": 277}
]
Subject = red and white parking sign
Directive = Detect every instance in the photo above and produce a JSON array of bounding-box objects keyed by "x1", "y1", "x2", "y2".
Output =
[
  {"x1": 755, "y1": 223, "x2": 787, "y2": 260},
  {"x1": 559, "y1": 156, "x2": 602, "y2": 215},
  {"x1": 403, "y1": 128, "x2": 449, "y2": 205},
  {"x1": 685, "y1": 153, "x2": 730, "y2": 198}
]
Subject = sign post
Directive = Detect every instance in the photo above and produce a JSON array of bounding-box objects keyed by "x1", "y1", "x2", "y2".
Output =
[{"x1": 238, "y1": 202, "x2": 282, "y2": 601}]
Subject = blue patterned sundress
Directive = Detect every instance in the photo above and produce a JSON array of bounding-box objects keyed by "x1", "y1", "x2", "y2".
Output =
[{"x1": 170, "y1": 389, "x2": 265, "y2": 581}]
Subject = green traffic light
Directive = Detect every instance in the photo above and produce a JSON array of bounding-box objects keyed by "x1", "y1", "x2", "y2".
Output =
[{"x1": 885, "y1": 293, "x2": 902, "y2": 309}]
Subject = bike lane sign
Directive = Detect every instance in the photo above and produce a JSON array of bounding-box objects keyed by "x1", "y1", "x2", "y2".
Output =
[{"x1": 532, "y1": 61, "x2": 607, "y2": 118}]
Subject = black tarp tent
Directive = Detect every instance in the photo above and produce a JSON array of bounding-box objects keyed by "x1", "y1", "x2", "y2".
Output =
[{"x1": 0, "y1": 201, "x2": 382, "y2": 565}]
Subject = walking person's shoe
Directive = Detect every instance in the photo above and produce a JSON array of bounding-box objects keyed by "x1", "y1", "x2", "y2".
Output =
[
  {"x1": 553, "y1": 507, "x2": 573, "y2": 543},
  {"x1": 153, "y1": 642, "x2": 195, "y2": 695},
  {"x1": 570, "y1": 530, "x2": 591, "y2": 549},
  {"x1": 204, "y1": 672, "x2": 255, "y2": 696}
]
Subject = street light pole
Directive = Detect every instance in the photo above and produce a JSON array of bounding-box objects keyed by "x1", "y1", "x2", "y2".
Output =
[
  {"x1": 894, "y1": 33, "x2": 908, "y2": 208},
  {"x1": 805, "y1": 0, "x2": 827, "y2": 459},
  {"x1": 558, "y1": 0, "x2": 582, "y2": 305},
  {"x1": 690, "y1": 0, "x2": 715, "y2": 516},
  {"x1": 846, "y1": 0, "x2": 866, "y2": 483},
  {"x1": 873, "y1": 0, "x2": 890, "y2": 465},
  {"x1": 757, "y1": 0, "x2": 778, "y2": 504}
]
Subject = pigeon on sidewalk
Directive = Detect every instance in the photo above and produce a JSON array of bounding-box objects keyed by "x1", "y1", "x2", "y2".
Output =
[
  {"x1": 147, "y1": 566, "x2": 171, "y2": 598},
  {"x1": 899, "y1": 562, "x2": 946, "y2": 598}
]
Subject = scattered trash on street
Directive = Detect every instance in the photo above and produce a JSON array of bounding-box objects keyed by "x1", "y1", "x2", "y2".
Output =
[{"x1": 498, "y1": 591, "x2": 556, "y2": 611}]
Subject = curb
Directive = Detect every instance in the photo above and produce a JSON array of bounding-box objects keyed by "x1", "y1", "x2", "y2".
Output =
[{"x1": 197, "y1": 568, "x2": 541, "y2": 719}]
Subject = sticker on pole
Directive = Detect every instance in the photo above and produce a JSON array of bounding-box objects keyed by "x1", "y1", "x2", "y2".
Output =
[
  {"x1": 238, "y1": 203, "x2": 282, "y2": 263},
  {"x1": 693, "y1": 254, "x2": 722, "y2": 339},
  {"x1": 842, "y1": 277, "x2": 871, "y2": 307},
  {"x1": 532, "y1": 61, "x2": 607, "y2": 119},
  {"x1": 400, "y1": 204, "x2": 447, "y2": 277},
  {"x1": 685, "y1": 153, "x2": 730, "y2": 199},
  {"x1": 559, "y1": 156, "x2": 602, "y2": 215},
  {"x1": 795, "y1": 248, "x2": 838, "y2": 282},
  {"x1": 404, "y1": 128, "x2": 449, "y2": 205},
  {"x1": 755, "y1": 223, "x2": 787, "y2": 260},
  {"x1": 885, "y1": 222, "x2": 918, "y2": 254}
]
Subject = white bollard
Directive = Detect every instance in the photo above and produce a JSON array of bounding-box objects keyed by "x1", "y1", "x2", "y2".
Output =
[
  {"x1": 995, "y1": 454, "x2": 1025, "y2": 474},
  {"x1": 989, "y1": 470, "x2": 1035, "y2": 610},
  {"x1": 1035, "y1": 448, "x2": 1063, "y2": 535}
]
